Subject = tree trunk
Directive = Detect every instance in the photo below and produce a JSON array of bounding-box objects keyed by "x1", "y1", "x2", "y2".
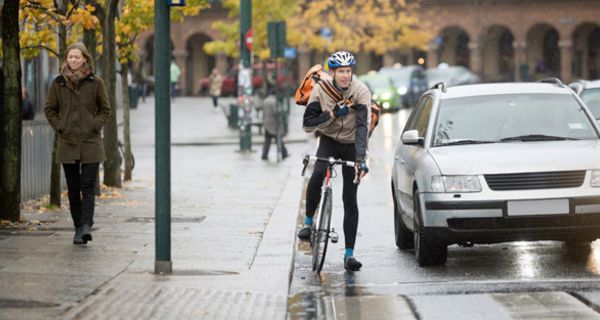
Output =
[
  {"x1": 102, "y1": 0, "x2": 122, "y2": 188},
  {"x1": 49, "y1": 0, "x2": 69, "y2": 207},
  {"x1": 120, "y1": 63, "x2": 134, "y2": 181},
  {"x1": 0, "y1": 0, "x2": 22, "y2": 222}
]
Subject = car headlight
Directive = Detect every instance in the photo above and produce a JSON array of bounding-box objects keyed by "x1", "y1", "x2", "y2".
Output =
[
  {"x1": 381, "y1": 92, "x2": 391, "y2": 100},
  {"x1": 397, "y1": 86, "x2": 408, "y2": 95},
  {"x1": 592, "y1": 170, "x2": 600, "y2": 187},
  {"x1": 431, "y1": 176, "x2": 481, "y2": 192}
]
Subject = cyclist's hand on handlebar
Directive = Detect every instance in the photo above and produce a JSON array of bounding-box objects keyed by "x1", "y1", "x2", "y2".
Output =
[{"x1": 355, "y1": 159, "x2": 369, "y2": 182}]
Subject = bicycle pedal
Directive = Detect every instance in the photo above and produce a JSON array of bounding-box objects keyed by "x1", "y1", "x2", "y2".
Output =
[{"x1": 330, "y1": 229, "x2": 339, "y2": 243}]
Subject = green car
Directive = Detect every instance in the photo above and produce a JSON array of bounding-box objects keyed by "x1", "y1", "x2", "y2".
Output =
[{"x1": 358, "y1": 73, "x2": 401, "y2": 112}]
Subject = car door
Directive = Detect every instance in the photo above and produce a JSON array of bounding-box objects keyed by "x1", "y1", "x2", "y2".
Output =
[{"x1": 394, "y1": 95, "x2": 433, "y2": 226}]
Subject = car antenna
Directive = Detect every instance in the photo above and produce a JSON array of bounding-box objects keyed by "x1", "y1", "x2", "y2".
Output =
[{"x1": 431, "y1": 82, "x2": 446, "y2": 92}]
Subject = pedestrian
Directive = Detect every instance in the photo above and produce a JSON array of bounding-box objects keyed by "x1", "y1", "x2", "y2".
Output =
[
  {"x1": 261, "y1": 94, "x2": 288, "y2": 160},
  {"x1": 208, "y1": 68, "x2": 223, "y2": 109},
  {"x1": 44, "y1": 42, "x2": 111, "y2": 245},
  {"x1": 297, "y1": 51, "x2": 371, "y2": 271},
  {"x1": 170, "y1": 58, "x2": 181, "y2": 100},
  {"x1": 22, "y1": 88, "x2": 35, "y2": 120},
  {"x1": 137, "y1": 62, "x2": 148, "y2": 103}
]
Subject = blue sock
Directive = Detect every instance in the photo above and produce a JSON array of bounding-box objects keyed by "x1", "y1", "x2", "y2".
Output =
[
  {"x1": 304, "y1": 216, "x2": 313, "y2": 225},
  {"x1": 345, "y1": 248, "x2": 353, "y2": 258}
]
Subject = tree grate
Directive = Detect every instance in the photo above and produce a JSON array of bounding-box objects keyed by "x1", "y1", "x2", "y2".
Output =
[{"x1": 125, "y1": 216, "x2": 205, "y2": 223}]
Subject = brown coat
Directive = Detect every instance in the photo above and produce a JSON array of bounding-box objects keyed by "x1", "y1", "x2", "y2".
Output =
[{"x1": 44, "y1": 74, "x2": 111, "y2": 164}]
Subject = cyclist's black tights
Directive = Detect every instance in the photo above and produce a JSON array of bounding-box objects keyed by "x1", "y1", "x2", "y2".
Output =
[{"x1": 306, "y1": 135, "x2": 359, "y2": 249}]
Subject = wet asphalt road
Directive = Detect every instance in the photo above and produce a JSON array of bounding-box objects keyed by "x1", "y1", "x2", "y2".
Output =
[{"x1": 288, "y1": 110, "x2": 600, "y2": 319}]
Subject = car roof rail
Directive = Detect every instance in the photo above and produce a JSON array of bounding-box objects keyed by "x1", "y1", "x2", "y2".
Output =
[
  {"x1": 431, "y1": 82, "x2": 447, "y2": 92},
  {"x1": 539, "y1": 77, "x2": 566, "y2": 88}
]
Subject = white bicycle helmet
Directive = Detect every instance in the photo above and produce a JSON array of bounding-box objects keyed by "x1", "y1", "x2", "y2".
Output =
[{"x1": 327, "y1": 51, "x2": 356, "y2": 69}]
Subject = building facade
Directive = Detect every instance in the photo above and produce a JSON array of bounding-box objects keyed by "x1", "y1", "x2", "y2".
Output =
[{"x1": 136, "y1": 0, "x2": 600, "y2": 95}]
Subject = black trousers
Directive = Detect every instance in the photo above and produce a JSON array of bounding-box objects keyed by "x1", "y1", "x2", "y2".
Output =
[
  {"x1": 63, "y1": 162, "x2": 99, "y2": 228},
  {"x1": 305, "y1": 135, "x2": 359, "y2": 249},
  {"x1": 262, "y1": 129, "x2": 288, "y2": 159},
  {"x1": 211, "y1": 95, "x2": 219, "y2": 108}
]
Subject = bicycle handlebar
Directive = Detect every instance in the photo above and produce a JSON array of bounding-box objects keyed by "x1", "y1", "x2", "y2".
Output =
[{"x1": 301, "y1": 155, "x2": 362, "y2": 184}]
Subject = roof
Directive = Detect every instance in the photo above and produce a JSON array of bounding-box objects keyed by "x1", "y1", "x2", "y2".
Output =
[{"x1": 437, "y1": 82, "x2": 574, "y2": 99}]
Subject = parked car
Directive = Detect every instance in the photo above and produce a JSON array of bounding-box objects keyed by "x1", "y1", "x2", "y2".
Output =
[
  {"x1": 199, "y1": 62, "x2": 292, "y2": 96},
  {"x1": 379, "y1": 64, "x2": 429, "y2": 109},
  {"x1": 569, "y1": 80, "x2": 600, "y2": 120},
  {"x1": 426, "y1": 64, "x2": 480, "y2": 88},
  {"x1": 391, "y1": 79, "x2": 600, "y2": 266},
  {"x1": 358, "y1": 72, "x2": 401, "y2": 112}
]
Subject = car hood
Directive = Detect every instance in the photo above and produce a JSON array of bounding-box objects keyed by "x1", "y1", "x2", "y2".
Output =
[{"x1": 429, "y1": 140, "x2": 600, "y2": 175}]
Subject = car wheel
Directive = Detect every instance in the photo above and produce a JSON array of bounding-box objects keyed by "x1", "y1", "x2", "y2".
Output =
[
  {"x1": 413, "y1": 189, "x2": 447, "y2": 266},
  {"x1": 392, "y1": 181, "x2": 414, "y2": 250}
]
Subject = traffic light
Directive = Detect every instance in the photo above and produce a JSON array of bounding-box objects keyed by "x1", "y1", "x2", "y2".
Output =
[{"x1": 267, "y1": 21, "x2": 286, "y2": 58}]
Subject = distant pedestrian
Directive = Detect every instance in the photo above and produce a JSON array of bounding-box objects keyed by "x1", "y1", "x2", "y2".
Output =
[
  {"x1": 208, "y1": 68, "x2": 223, "y2": 109},
  {"x1": 170, "y1": 59, "x2": 181, "y2": 100},
  {"x1": 261, "y1": 95, "x2": 288, "y2": 160},
  {"x1": 44, "y1": 42, "x2": 111, "y2": 245},
  {"x1": 22, "y1": 89, "x2": 35, "y2": 120}
]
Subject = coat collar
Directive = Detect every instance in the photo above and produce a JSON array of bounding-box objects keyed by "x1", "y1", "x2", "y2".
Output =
[{"x1": 56, "y1": 73, "x2": 96, "y2": 86}]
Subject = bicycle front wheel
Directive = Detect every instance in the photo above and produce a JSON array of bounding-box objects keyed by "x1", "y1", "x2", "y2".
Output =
[{"x1": 312, "y1": 187, "x2": 333, "y2": 273}]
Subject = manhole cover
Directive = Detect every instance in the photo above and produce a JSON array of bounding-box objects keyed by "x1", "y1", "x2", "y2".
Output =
[
  {"x1": 0, "y1": 299, "x2": 59, "y2": 308},
  {"x1": 170, "y1": 269, "x2": 238, "y2": 276},
  {"x1": 0, "y1": 230, "x2": 54, "y2": 236},
  {"x1": 126, "y1": 216, "x2": 205, "y2": 223}
]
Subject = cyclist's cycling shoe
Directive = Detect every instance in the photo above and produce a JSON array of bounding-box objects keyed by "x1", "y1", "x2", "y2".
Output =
[
  {"x1": 344, "y1": 256, "x2": 362, "y2": 271},
  {"x1": 297, "y1": 225, "x2": 312, "y2": 241}
]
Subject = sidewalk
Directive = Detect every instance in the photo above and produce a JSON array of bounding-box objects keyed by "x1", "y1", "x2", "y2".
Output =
[{"x1": 0, "y1": 96, "x2": 311, "y2": 319}]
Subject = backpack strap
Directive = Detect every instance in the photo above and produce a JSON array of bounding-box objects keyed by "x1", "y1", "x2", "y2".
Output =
[{"x1": 317, "y1": 79, "x2": 344, "y2": 102}]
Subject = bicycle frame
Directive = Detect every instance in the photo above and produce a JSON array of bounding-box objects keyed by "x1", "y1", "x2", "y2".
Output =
[{"x1": 302, "y1": 155, "x2": 356, "y2": 273}]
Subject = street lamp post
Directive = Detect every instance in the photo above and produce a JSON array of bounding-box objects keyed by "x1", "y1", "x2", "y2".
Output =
[
  {"x1": 154, "y1": 0, "x2": 173, "y2": 274},
  {"x1": 238, "y1": 0, "x2": 252, "y2": 152}
]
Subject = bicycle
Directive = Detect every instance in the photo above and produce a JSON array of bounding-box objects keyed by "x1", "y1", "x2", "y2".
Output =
[{"x1": 301, "y1": 155, "x2": 360, "y2": 273}]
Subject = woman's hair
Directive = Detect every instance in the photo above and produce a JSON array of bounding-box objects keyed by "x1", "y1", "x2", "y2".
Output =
[{"x1": 60, "y1": 42, "x2": 94, "y2": 73}]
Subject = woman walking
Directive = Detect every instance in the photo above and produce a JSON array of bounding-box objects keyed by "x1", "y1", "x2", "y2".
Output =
[{"x1": 44, "y1": 42, "x2": 111, "y2": 245}]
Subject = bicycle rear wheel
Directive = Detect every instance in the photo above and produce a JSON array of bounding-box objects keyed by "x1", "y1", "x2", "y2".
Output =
[{"x1": 312, "y1": 187, "x2": 332, "y2": 273}]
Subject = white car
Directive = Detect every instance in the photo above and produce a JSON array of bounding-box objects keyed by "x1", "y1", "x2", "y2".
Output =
[{"x1": 391, "y1": 79, "x2": 600, "y2": 266}]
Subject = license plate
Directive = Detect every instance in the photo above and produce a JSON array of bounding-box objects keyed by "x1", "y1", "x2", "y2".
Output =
[{"x1": 507, "y1": 199, "x2": 569, "y2": 216}]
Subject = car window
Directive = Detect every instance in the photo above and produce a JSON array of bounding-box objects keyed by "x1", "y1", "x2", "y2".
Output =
[
  {"x1": 432, "y1": 93, "x2": 598, "y2": 146},
  {"x1": 404, "y1": 96, "x2": 433, "y2": 138},
  {"x1": 581, "y1": 88, "x2": 600, "y2": 119}
]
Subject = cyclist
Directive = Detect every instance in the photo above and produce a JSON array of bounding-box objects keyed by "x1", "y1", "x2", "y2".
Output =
[{"x1": 297, "y1": 51, "x2": 371, "y2": 271}]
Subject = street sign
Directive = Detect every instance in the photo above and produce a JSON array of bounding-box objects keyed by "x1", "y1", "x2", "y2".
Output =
[
  {"x1": 245, "y1": 29, "x2": 253, "y2": 52},
  {"x1": 284, "y1": 47, "x2": 296, "y2": 59},
  {"x1": 167, "y1": 0, "x2": 185, "y2": 6}
]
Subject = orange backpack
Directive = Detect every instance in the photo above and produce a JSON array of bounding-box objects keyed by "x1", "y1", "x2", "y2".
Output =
[{"x1": 295, "y1": 64, "x2": 380, "y2": 136}]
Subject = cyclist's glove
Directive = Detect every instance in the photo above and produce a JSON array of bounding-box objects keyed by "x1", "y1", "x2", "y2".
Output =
[
  {"x1": 333, "y1": 103, "x2": 350, "y2": 117},
  {"x1": 356, "y1": 160, "x2": 369, "y2": 174}
]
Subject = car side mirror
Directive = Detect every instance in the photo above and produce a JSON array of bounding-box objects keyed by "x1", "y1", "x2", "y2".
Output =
[{"x1": 401, "y1": 130, "x2": 424, "y2": 146}]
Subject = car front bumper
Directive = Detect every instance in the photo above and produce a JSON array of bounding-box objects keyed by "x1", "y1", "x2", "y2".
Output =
[{"x1": 420, "y1": 191, "x2": 600, "y2": 244}]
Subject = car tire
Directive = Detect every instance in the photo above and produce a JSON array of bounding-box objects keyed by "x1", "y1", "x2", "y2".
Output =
[
  {"x1": 392, "y1": 181, "x2": 414, "y2": 250},
  {"x1": 413, "y1": 190, "x2": 447, "y2": 266}
]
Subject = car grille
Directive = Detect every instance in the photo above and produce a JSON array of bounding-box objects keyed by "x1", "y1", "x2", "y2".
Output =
[{"x1": 484, "y1": 170, "x2": 585, "y2": 191}]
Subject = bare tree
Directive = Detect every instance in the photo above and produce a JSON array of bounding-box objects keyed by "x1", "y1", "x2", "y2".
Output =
[{"x1": 0, "y1": 0, "x2": 23, "y2": 221}]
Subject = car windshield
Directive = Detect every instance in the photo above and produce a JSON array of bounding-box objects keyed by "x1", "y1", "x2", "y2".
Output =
[
  {"x1": 379, "y1": 68, "x2": 413, "y2": 85},
  {"x1": 427, "y1": 67, "x2": 464, "y2": 83},
  {"x1": 433, "y1": 93, "x2": 598, "y2": 147},
  {"x1": 581, "y1": 88, "x2": 600, "y2": 119}
]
